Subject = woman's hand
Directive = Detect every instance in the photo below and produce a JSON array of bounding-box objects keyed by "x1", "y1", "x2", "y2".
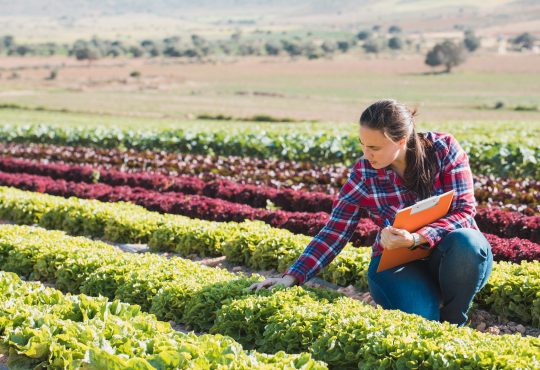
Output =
[
  {"x1": 381, "y1": 226, "x2": 414, "y2": 250},
  {"x1": 247, "y1": 274, "x2": 298, "y2": 292}
]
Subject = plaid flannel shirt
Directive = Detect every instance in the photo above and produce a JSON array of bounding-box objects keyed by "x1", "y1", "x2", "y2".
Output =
[{"x1": 284, "y1": 131, "x2": 479, "y2": 285}]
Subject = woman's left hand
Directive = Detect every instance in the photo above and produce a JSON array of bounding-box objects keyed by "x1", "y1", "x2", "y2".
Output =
[{"x1": 381, "y1": 226, "x2": 414, "y2": 250}]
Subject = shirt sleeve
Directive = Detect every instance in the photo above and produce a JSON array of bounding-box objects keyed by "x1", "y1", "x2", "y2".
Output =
[
  {"x1": 283, "y1": 167, "x2": 365, "y2": 285},
  {"x1": 415, "y1": 135, "x2": 477, "y2": 248}
]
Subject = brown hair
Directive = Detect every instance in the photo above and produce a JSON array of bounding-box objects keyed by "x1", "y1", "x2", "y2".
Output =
[{"x1": 359, "y1": 99, "x2": 437, "y2": 199}]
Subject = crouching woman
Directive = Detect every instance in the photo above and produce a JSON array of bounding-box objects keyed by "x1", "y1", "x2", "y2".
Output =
[{"x1": 250, "y1": 99, "x2": 493, "y2": 326}]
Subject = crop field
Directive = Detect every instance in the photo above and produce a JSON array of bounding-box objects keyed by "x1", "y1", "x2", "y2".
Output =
[
  {"x1": 0, "y1": 118, "x2": 539, "y2": 368},
  {"x1": 1, "y1": 2, "x2": 540, "y2": 365},
  {"x1": 0, "y1": 62, "x2": 539, "y2": 367}
]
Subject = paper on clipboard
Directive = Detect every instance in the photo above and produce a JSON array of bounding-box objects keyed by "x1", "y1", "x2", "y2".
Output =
[{"x1": 376, "y1": 189, "x2": 455, "y2": 272}]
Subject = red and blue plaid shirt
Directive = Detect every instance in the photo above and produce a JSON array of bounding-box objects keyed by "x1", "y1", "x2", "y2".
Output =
[{"x1": 284, "y1": 131, "x2": 479, "y2": 285}]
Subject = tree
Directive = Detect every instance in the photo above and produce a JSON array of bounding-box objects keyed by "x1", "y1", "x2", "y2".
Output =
[
  {"x1": 388, "y1": 25, "x2": 402, "y2": 34},
  {"x1": 321, "y1": 40, "x2": 337, "y2": 54},
  {"x1": 512, "y1": 32, "x2": 535, "y2": 50},
  {"x1": 191, "y1": 34, "x2": 206, "y2": 48},
  {"x1": 388, "y1": 36, "x2": 403, "y2": 50},
  {"x1": 304, "y1": 42, "x2": 323, "y2": 59},
  {"x1": 148, "y1": 46, "x2": 161, "y2": 57},
  {"x1": 230, "y1": 31, "x2": 242, "y2": 42},
  {"x1": 363, "y1": 39, "x2": 383, "y2": 54},
  {"x1": 46, "y1": 69, "x2": 58, "y2": 80},
  {"x1": 88, "y1": 37, "x2": 106, "y2": 56},
  {"x1": 356, "y1": 30, "x2": 372, "y2": 40},
  {"x1": 463, "y1": 30, "x2": 481, "y2": 52},
  {"x1": 191, "y1": 34, "x2": 210, "y2": 56},
  {"x1": 73, "y1": 45, "x2": 101, "y2": 61},
  {"x1": 264, "y1": 41, "x2": 282, "y2": 56},
  {"x1": 281, "y1": 40, "x2": 303, "y2": 57},
  {"x1": 12, "y1": 45, "x2": 31, "y2": 56},
  {"x1": 163, "y1": 45, "x2": 183, "y2": 57},
  {"x1": 185, "y1": 48, "x2": 203, "y2": 59},
  {"x1": 163, "y1": 36, "x2": 180, "y2": 46},
  {"x1": 337, "y1": 40, "x2": 351, "y2": 53},
  {"x1": 425, "y1": 40, "x2": 467, "y2": 73},
  {"x1": 140, "y1": 39, "x2": 155, "y2": 49},
  {"x1": 107, "y1": 46, "x2": 125, "y2": 57},
  {"x1": 218, "y1": 41, "x2": 233, "y2": 55},
  {"x1": 44, "y1": 42, "x2": 58, "y2": 56},
  {"x1": 129, "y1": 46, "x2": 144, "y2": 57},
  {"x1": 2, "y1": 35, "x2": 14, "y2": 49},
  {"x1": 238, "y1": 41, "x2": 262, "y2": 56}
]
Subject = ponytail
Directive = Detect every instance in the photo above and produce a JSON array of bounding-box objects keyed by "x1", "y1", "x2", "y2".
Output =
[{"x1": 404, "y1": 126, "x2": 437, "y2": 198}]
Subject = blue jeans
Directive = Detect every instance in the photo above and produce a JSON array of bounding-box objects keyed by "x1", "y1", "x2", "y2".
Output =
[{"x1": 367, "y1": 228, "x2": 493, "y2": 326}]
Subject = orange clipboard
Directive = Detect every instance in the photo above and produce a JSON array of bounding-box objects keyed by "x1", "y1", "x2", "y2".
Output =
[{"x1": 376, "y1": 189, "x2": 455, "y2": 272}]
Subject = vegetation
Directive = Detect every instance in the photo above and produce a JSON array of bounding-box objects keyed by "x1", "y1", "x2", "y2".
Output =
[{"x1": 425, "y1": 40, "x2": 468, "y2": 73}]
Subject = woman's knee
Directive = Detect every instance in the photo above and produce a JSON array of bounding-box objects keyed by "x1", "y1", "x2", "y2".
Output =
[
  {"x1": 438, "y1": 228, "x2": 490, "y2": 260},
  {"x1": 437, "y1": 228, "x2": 493, "y2": 286}
]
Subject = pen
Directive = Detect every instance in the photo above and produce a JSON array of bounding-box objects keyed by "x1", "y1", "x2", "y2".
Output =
[{"x1": 384, "y1": 219, "x2": 391, "y2": 228}]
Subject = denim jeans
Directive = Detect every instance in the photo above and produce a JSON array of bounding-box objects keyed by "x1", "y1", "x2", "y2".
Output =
[{"x1": 367, "y1": 228, "x2": 493, "y2": 326}]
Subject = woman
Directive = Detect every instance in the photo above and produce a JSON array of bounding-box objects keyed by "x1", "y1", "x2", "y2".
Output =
[{"x1": 249, "y1": 99, "x2": 493, "y2": 326}]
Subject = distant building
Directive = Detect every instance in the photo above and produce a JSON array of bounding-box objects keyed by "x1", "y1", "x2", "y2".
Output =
[{"x1": 497, "y1": 34, "x2": 507, "y2": 55}]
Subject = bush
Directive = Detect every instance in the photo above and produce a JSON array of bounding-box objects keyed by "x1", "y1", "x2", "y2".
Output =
[
  {"x1": 363, "y1": 39, "x2": 383, "y2": 54},
  {"x1": 388, "y1": 36, "x2": 403, "y2": 50},
  {"x1": 388, "y1": 25, "x2": 402, "y2": 33},
  {"x1": 464, "y1": 30, "x2": 481, "y2": 52},
  {"x1": 512, "y1": 32, "x2": 536, "y2": 50},
  {"x1": 46, "y1": 69, "x2": 58, "y2": 80},
  {"x1": 514, "y1": 105, "x2": 538, "y2": 111},
  {"x1": 356, "y1": 30, "x2": 372, "y2": 40},
  {"x1": 265, "y1": 41, "x2": 282, "y2": 55}
]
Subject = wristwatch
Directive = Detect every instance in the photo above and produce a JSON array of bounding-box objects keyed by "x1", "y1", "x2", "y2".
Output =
[{"x1": 409, "y1": 233, "x2": 421, "y2": 250}]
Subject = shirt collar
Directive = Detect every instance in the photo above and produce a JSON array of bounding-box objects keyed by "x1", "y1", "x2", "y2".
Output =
[{"x1": 377, "y1": 166, "x2": 405, "y2": 186}]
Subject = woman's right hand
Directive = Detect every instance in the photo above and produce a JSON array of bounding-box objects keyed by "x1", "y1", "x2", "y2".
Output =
[{"x1": 248, "y1": 274, "x2": 298, "y2": 292}]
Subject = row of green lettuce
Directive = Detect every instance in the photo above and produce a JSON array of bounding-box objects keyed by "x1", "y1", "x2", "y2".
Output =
[
  {"x1": 0, "y1": 225, "x2": 539, "y2": 369},
  {"x1": 0, "y1": 186, "x2": 538, "y2": 329},
  {"x1": 0, "y1": 124, "x2": 538, "y2": 178},
  {"x1": 0, "y1": 271, "x2": 326, "y2": 370}
]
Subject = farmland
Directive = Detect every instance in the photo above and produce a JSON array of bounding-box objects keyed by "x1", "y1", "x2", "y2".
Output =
[
  {"x1": 0, "y1": 62, "x2": 540, "y2": 368},
  {"x1": 0, "y1": 118, "x2": 539, "y2": 367},
  {"x1": 1, "y1": 1, "x2": 540, "y2": 367}
]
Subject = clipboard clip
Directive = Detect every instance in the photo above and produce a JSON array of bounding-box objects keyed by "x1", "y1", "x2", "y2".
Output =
[{"x1": 410, "y1": 194, "x2": 441, "y2": 215}]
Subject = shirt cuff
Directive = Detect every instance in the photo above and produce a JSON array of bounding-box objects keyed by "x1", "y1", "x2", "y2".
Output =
[
  {"x1": 282, "y1": 269, "x2": 305, "y2": 286},
  {"x1": 415, "y1": 227, "x2": 439, "y2": 248}
]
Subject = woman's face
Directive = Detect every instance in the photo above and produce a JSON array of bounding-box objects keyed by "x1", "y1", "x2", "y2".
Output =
[{"x1": 359, "y1": 126, "x2": 406, "y2": 169}]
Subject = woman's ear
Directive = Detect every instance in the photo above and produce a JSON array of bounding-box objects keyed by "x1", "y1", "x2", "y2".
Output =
[{"x1": 399, "y1": 137, "x2": 407, "y2": 147}]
